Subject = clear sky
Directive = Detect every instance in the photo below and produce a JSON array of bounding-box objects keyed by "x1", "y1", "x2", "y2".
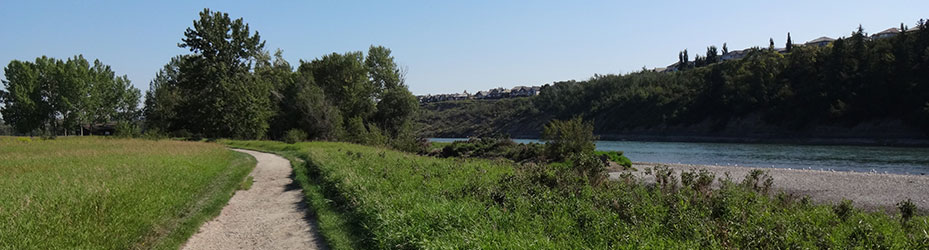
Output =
[{"x1": 1, "y1": 0, "x2": 927, "y2": 95}]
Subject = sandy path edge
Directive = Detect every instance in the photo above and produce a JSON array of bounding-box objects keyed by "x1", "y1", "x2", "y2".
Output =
[
  {"x1": 181, "y1": 149, "x2": 326, "y2": 250},
  {"x1": 610, "y1": 163, "x2": 929, "y2": 213}
]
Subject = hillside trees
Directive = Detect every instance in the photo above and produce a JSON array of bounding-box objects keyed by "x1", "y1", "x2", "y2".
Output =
[
  {"x1": 0, "y1": 56, "x2": 139, "y2": 135},
  {"x1": 421, "y1": 19, "x2": 929, "y2": 138}
]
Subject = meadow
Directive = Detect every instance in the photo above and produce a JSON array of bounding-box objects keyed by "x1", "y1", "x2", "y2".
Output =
[
  {"x1": 225, "y1": 140, "x2": 929, "y2": 249},
  {"x1": 0, "y1": 137, "x2": 254, "y2": 249}
]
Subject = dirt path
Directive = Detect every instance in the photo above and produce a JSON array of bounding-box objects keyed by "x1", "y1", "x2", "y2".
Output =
[
  {"x1": 610, "y1": 163, "x2": 929, "y2": 212},
  {"x1": 182, "y1": 149, "x2": 325, "y2": 250}
]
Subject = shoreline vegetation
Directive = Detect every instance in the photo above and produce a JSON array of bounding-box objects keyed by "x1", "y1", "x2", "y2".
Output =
[
  {"x1": 620, "y1": 162, "x2": 929, "y2": 213},
  {"x1": 0, "y1": 137, "x2": 255, "y2": 249}
]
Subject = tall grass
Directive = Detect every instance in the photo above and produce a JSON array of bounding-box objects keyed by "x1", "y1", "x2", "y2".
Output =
[
  {"x1": 224, "y1": 140, "x2": 929, "y2": 249},
  {"x1": 0, "y1": 137, "x2": 255, "y2": 249}
]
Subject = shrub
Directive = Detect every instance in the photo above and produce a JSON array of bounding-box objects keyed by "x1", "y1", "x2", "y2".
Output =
[
  {"x1": 283, "y1": 129, "x2": 308, "y2": 144},
  {"x1": 141, "y1": 128, "x2": 169, "y2": 140},
  {"x1": 681, "y1": 169, "x2": 714, "y2": 194},
  {"x1": 742, "y1": 169, "x2": 774, "y2": 194},
  {"x1": 541, "y1": 117, "x2": 596, "y2": 161},
  {"x1": 567, "y1": 153, "x2": 608, "y2": 186},
  {"x1": 115, "y1": 122, "x2": 141, "y2": 138},
  {"x1": 652, "y1": 165, "x2": 677, "y2": 192},
  {"x1": 897, "y1": 199, "x2": 917, "y2": 226},
  {"x1": 594, "y1": 150, "x2": 633, "y2": 169},
  {"x1": 833, "y1": 199, "x2": 854, "y2": 221}
]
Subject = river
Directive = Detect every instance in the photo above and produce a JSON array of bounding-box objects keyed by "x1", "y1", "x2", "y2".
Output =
[{"x1": 429, "y1": 138, "x2": 929, "y2": 175}]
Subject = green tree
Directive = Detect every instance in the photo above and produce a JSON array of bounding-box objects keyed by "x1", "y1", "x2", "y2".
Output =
[
  {"x1": 786, "y1": 32, "x2": 793, "y2": 52},
  {"x1": 1, "y1": 56, "x2": 138, "y2": 136},
  {"x1": 542, "y1": 117, "x2": 597, "y2": 161},
  {"x1": 143, "y1": 56, "x2": 187, "y2": 133},
  {"x1": 175, "y1": 8, "x2": 272, "y2": 139},
  {"x1": 306, "y1": 52, "x2": 376, "y2": 125}
]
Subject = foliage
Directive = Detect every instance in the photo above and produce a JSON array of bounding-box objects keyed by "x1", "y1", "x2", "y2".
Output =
[
  {"x1": 897, "y1": 199, "x2": 917, "y2": 225},
  {"x1": 422, "y1": 20, "x2": 929, "y2": 139},
  {"x1": 224, "y1": 140, "x2": 929, "y2": 249},
  {"x1": 139, "y1": 10, "x2": 419, "y2": 145},
  {"x1": 594, "y1": 150, "x2": 633, "y2": 169},
  {"x1": 283, "y1": 129, "x2": 308, "y2": 144},
  {"x1": 437, "y1": 137, "x2": 545, "y2": 163},
  {"x1": 0, "y1": 137, "x2": 255, "y2": 249},
  {"x1": 542, "y1": 117, "x2": 597, "y2": 161},
  {"x1": 114, "y1": 121, "x2": 141, "y2": 138},
  {"x1": 1, "y1": 56, "x2": 140, "y2": 136},
  {"x1": 174, "y1": 8, "x2": 272, "y2": 139}
]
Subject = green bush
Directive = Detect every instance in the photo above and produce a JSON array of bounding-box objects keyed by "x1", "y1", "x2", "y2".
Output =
[
  {"x1": 283, "y1": 129, "x2": 308, "y2": 144},
  {"x1": 115, "y1": 122, "x2": 141, "y2": 138},
  {"x1": 541, "y1": 117, "x2": 596, "y2": 161},
  {"x1": 594, "y1": 150, "x2": 633, "y2": 169}
]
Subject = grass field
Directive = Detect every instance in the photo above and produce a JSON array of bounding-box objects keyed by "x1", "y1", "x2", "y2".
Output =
[
  {"x1": 0, "y1": 137, "x2": 255, "y2": 249},
  {"x1": 225, "y1": 140, "x2": 929, "y2": 249}
]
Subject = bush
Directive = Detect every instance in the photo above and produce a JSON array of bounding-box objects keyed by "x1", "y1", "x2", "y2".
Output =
[
  {"x1": 594, "y1": 150, "x2": 633, "y2": 169},
  {"x1": 141, "y1": 128, "x2": 169, "y2": 140},
  {"x1": 115, "y1": 122, "x2": 141, "y2": 138},
  {"x1": 833, "y1": 199, "x2": 854, "y2": 221},
  {"x1": 897, "y1": 199, "x2": 917, "y2": 225},
  {"x1": 283, "y1": 129, "x2": 307, "y2": 144},
  {"x1": 541, "y1": 117, "x2": 596, "y2": 161},
  {"x1": 567, "y1": 153, "x2": 608, "y2": 186}
]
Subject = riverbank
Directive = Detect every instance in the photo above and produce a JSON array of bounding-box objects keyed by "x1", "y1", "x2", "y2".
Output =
[{"x1": 612, "y1": 162, "x2": 929, "y2": 213}]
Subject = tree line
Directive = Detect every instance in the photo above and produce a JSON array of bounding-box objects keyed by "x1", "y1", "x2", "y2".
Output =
[
  {"x1": 2, "y1": 9, "x2": 419, "y2": 149},
  {"x1": 0, "y1": 55, "x2": 140, "y2": 136},
  {"x1": 419, "y1": 20, "x2": 929, "y2": 139},
  {"x1": 536, "y1": 21, "x2": 929, "y2": 135}
]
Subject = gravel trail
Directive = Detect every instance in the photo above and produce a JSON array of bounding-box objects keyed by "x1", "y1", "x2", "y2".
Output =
[
  {"x1": 610, "y1": 163, "x2": 929, "y2": 212},
  {"x1": 182, "y1": 149, "x2": 325, "y2": 250}
]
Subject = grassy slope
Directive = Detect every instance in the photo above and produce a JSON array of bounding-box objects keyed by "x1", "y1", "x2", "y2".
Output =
[
  {"x1": 0, "y1": 137, "x2": 255, "y2": 249},
  {"x1": 224, "y1": 140, "x2": 929, "y2": 249}
]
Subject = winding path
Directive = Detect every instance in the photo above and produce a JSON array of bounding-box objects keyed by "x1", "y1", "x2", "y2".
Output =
[{"x1": 182, "y1": 149, "x2": 326, "y2": 250}]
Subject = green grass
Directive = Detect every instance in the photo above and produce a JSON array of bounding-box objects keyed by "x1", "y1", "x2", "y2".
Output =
[
  {"x1": 0, "y1": 136, "x2": 255, "y2": 249},
  {"x1": 224, "y1": 140, "x2": 929, "y2": 249},
  {"x1": 239, "y1": 176, "x2": 254, "y2": 190}
]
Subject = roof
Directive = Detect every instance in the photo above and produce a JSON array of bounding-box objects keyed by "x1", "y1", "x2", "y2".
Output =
[
  {"x1": 874, "y1": 27, "x2": 900, "y2": 35},
  {"x1": 805, "y1": 36, "x2": 836, "y2": 44}
]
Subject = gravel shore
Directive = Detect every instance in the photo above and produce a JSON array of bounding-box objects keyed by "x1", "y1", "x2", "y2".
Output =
[{"x1": 609, "y1": 162, "x2": 929, "y2": 212}]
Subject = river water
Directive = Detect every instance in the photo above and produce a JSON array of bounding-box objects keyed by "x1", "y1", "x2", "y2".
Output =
[{"x1": 429, "y1": 138, "x2": 929, "y2": 175}]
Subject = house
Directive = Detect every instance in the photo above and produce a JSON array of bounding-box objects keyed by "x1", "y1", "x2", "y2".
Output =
[
  {"x1": 805, "y1": 36, "x2": 836, "y2": 47},
  {"x1": 721, "y1": 49, "x2": 749, "y2": 61},
  {"x1": 871, "y1": 27, "x2": 900, "y2": 39}
]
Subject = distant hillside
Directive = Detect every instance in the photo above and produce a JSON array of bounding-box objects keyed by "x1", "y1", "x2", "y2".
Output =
[{"x1": 418, "y1": 22, "x2": 929, "y2": 146}]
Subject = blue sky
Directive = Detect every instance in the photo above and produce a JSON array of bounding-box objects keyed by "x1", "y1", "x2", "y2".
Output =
[{"x1": 1, "y1": 0, "x2": 927, "y2": 95}]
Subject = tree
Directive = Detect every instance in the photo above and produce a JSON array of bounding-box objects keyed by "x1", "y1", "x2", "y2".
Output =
[
  {"x1": 306, "y1": 52, "x2": 376, "y2": 125},
  {"x1": 769, "y1": 38, "x2": 775, "y2": 50},
  {"x1": 365, "y1": 45, "x2": 402, "y2": 91},
  {"x1": 2, "y1": 56, "x2": 139, "y2": 135},
  {"x1": 143, "y1": 56, "x2": 187, "y2": 132},
  {"x1": 723, "y1": 43, "x2": 729, "y2": 55},
  {"x1": 289, "y1": 73, "x2": 344, "y2": 140},
  {"x1": 786, "y1": 33, "x2": 793, "y2": 52},
  {"x1": 706, "y1": 46, "x2": 719, "y2": 64},
  {"x1": 0, "y1": 59, "x2": 47, "y2": 134},
  {"x1": 175, "y1": 8, "x2": 272, "y2": 139},
  {"x1": 366, "y1": 45, "x2": 418, "y2": 136},
  {"x1": 542, "y1": 116, "x2": 597, "y2": 161}
]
